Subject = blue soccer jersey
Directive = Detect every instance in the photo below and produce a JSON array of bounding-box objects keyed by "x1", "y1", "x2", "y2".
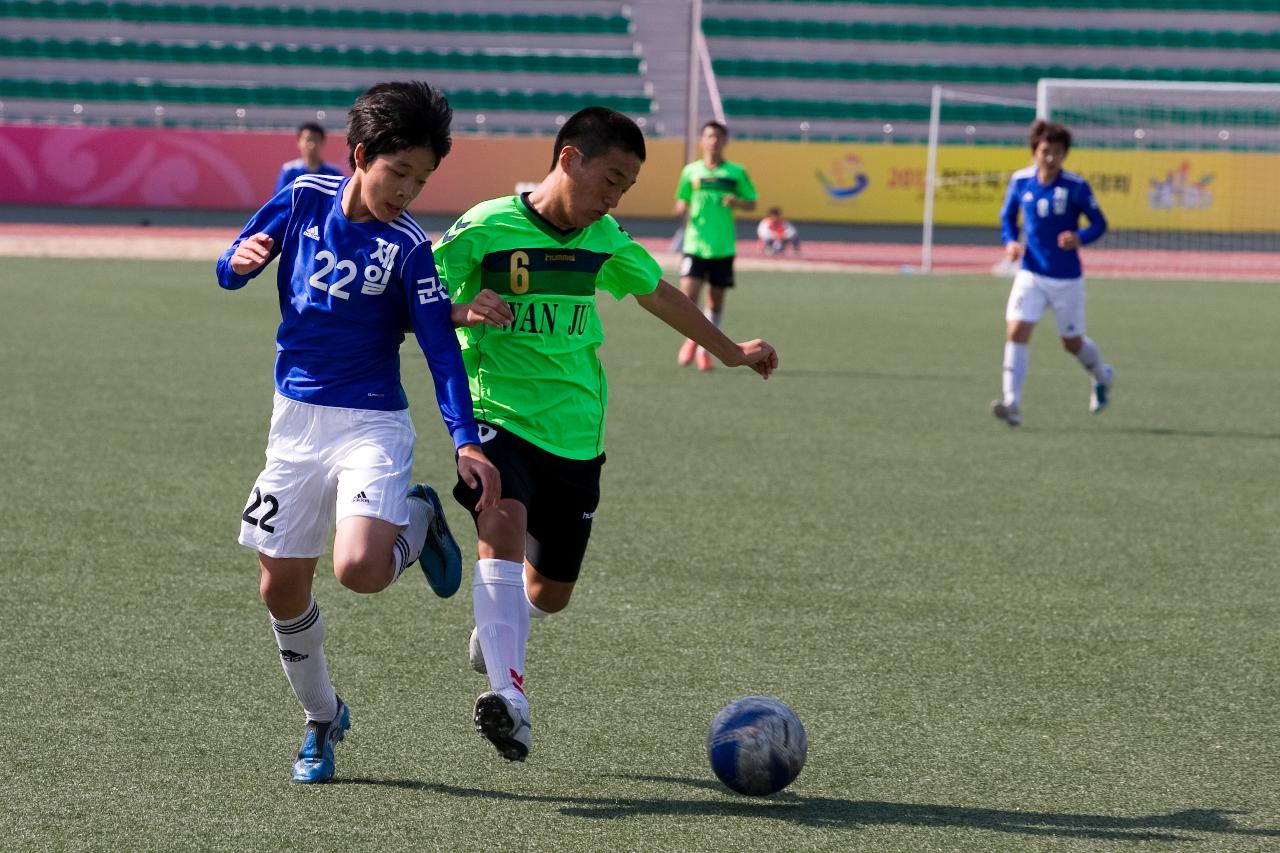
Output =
[
  {"x1": 1000, "y1": 166, "x2": 1107, "y2": 279},
  {"x1": 216, "y1": 173, "x2": 479, "y2": 450},
  {"x1": 274, "y1": 159, "x2": 343, "y2": 194}
]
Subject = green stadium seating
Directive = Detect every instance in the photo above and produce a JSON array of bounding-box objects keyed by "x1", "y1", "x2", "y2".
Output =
[
  {"x1": 0, "y1": 36, "x2": 642, "y2": 76},
  {"x1": 702, "y1": 18, "x2": 1280, "y2": 51},
  {"x1": 713, "y1": 57, "x2": 1280, "y2": 86},
  {"x1": 0, "y1": 76, "x2": 653, "y2": 114},
  {"x1": 0, "y1": 2, "x2": 632, "y2": 34},
  {"x1": 705, "y1": 0, "x2": 1280, "y2": 10}
]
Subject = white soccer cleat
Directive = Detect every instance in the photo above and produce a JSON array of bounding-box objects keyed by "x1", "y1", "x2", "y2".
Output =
[
  {"x1": 1090, "y1": 364, "x2": 1115, "y2": 413},
  {"x1": 467, "y1": 626, "x2": 487, "y2": 674},
  {"x1": 991, "y1": 399, "x2": 1021, "y2": 427},
  {"x1": 474, "y1": 691, "x2": 532, "y2": 762}
]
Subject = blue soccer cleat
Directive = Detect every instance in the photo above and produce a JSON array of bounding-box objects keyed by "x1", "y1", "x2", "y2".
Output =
[
  {"x1": 408, "y1": 483, "x2": 462, "y2": 598},
  {"x1": 1090, "y1": 364, "x2": 1115, "y2": 414},
  {"x1": 292, "y1": 697, "x2": 350, "y2": 784}
]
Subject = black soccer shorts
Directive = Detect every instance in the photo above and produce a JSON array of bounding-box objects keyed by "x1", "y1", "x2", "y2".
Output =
[
  {"x1": 680, "y1": 254, "x2": 736, "y2": 288},
  {"x1": 453, "y1": 422, "x2": 604, "y2": 584}
]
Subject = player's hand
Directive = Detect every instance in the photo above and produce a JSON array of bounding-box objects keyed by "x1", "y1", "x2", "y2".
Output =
[
  {"x1": 457, "y1": 443, "x2": 502, "y2": 511},
  {"x1": 721, "y1": 194, "x2": 738, "y2": 208},
  {"x1": 729, "y1": 339, "x2": 779, "y2": 380},
  {"x1": 1005, "y1": 241, "x2": 1024, "y2": 262},
  {"x1": 452, "y1": 288, "x2": 514, "y2": 328},
  {"x1": 230, "y1": 232, "x2": 274, "y2": 275},
  {"x1": 1057, "y1": 231, "x2": 1080, "y2": 250}
]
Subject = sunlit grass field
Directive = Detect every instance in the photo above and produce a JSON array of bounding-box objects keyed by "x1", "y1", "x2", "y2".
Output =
[{"x1": 2, "y1": 257, "x2": 1278, "y2": 851}]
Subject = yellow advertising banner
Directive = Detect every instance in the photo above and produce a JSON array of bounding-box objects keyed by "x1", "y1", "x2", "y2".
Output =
[
  {"x1": 705, "y1": 141, "x2": 1280, "y2": 233},
  {"x1": 424, "y1": 136, "x2": 1278, "y2": 233}
]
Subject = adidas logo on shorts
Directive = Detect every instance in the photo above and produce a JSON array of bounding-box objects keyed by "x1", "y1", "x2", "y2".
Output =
[{"x1": 353, "y1": 491, "x2": 370, "y2": 504}]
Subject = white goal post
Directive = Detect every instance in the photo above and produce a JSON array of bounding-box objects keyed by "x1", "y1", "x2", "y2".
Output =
[{"x1": 920, "y1": 86, "x2": 1035, "y2": 273}]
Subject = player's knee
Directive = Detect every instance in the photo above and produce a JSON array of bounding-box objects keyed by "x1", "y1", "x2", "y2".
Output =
[
  {"x1": 533, "y1": 593, "x2": 571, "y2": 614},
  {"x1": 333, "y1": 553, "x2": 392, "y2": 594},
  {"x1": 259, "y1": 572, "x2": 309, "y2": 617},
  {"x1": 1060, "y1": 336, "x2": 1083, "y2": 353},
  {"x1": 527, "y1": 579, "x2": 574, "y2": 613}
]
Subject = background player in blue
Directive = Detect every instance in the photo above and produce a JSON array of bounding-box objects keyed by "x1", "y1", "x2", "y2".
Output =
[
  {"x1": 992, "y1": 119, "x2": 1114, "y2": 428},
  {"x1": 216, "y1": 81, "x2": 500, "y2": 784},
  {"x1": 274, "y1": 121, "x2": 343, "y2": 194}
]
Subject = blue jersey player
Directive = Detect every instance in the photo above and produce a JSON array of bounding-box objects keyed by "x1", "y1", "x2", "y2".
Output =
[
  {"x1": 274, "y1": 121, "x2": 343, "y2": 194},
  {"x1": 216, "y1": 81, "x2": 500, "y2": 784},
  {"x1": 992, "y1": 120, "x2": 1114, "y2": 427}
]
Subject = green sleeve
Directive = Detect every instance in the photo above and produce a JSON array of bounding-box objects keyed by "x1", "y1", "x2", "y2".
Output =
[
  {"x1": 598, "y1": 238, "x2": 662, "y2": 301},
  {"x1": 736, "y1": 164, "x2": 758, "y2": 202},
  {"x1": 434, "y1": 220, "x2": 482, "y2": 301},
  {"x1": 675, "y1": 166, "x2": 693, "y2": 202}
]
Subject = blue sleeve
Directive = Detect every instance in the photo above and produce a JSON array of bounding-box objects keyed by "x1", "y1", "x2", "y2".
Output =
[
  {"x1": 1075, "y1": 180, "x2": 1107, "y2": 246},
  {"x1": 216, "y1": 184, "x2": 293, "y2": 290},
  {"x1": 1000, "y1": 177, "x2": 1021, "y2": 246},
  {"x1": 403, "y1": 242, "x2": 480, "y2": 450}
]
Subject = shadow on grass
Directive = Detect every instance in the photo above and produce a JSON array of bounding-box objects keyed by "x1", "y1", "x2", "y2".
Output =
[
  {"x1": 1112, "y1": 425, "x2": 1280, "y2": 441},
  {"x1": 1027, "y1": 424, "x2": 1280, "y2": 441},
  {"x1": 334, "y1": 773, "x2": 1279, "y2": 843}
]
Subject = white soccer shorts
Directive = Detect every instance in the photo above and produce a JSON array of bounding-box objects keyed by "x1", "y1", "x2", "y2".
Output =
[
  {"x1": 1005, "y1": 270, "x2": 1087, "y2": 337},
  {"x1": 238, "y1": 394, "x2": 417, "y2": 558}
]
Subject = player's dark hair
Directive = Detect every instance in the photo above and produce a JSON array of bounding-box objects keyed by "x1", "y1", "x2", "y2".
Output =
[
  {"x1": 297, "y1": 121, "x2": 326, "y2": 139},
  {"x1": 702, "y1": 120, "x2": 729, "y2": 137},
  {"x1": 551, "y1": 106, "x2": 646, "y2": 170},
  {"x1": 768, "y1": 206, "x2": 781, "y2": 215},
  {"x1": 1029, "y1": 119, "x2": 1071, "y2": 153},
  {"x1": 346, "y1": 81, "x2": 453, "y2": 171}
]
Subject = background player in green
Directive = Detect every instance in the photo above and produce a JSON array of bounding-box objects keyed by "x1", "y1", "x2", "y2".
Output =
[
  {"x1": 673, "y1": 120, "x2": 757, "y2": 371},
  {"x1": 434, "y1": 106, "x2": 779, "y2": 763}
]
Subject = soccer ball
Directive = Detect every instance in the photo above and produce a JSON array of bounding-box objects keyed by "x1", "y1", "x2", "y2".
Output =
[{"x1": 707, "y1": 696, "x2": 807, "y2": 796}]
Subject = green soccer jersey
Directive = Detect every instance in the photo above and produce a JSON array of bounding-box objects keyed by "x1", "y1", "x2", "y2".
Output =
[
  {"x1": 434, "y1": 194, "x2": 662, "y2": 460},
  {"x1": 676, "y1": 159, "x2": 757, "y2": 259}
]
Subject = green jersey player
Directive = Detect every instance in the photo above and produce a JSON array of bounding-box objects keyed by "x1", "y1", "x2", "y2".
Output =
[
  {"x1": 673, "y1": 121, "x2": 757, "y2": 371},
  {"x1": 434, "y1": 106, "x2": 778, "y2": 762}
]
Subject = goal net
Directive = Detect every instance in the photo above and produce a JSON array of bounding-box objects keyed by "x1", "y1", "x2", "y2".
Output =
[
  {"x1": 922, "y1": 80, "x2": 1280, "y2": 280},
  {"x1": 1036, "y1": 79, "x2": 1280, "y2": 280},
  {"x1": 920, "y1": 86, "x2": 1036, "y2": 274}
]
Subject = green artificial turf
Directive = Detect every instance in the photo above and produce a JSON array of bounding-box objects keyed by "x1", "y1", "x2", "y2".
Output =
[{"x1": 1, "y1": 257, "x2": 1276, "y2": 851}]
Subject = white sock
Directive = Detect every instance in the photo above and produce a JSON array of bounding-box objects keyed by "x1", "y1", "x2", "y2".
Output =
[
  {"x1": 1003, "y1": 342, "x2": 1028, "y2": 407},
  {"x1": 1074, "y1": 337, "x2": 1108, "y2": 382},
  {"x1": 473, "y1": 559, "x2": 529, "y2": 708},
  {"x1": 391, "y1": 493, "x2": 434, "y2": 582},
  {"x1": 271, "y1": 598, "x2": 338, "y2": 723},
  {"x1": 696, "y1": 308, "x2": 722, "y2": 357}
]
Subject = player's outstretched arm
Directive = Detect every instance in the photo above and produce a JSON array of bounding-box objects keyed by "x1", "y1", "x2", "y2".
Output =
[
  {"x1": 635, "y1": 280, "x2": 778, "y2": 379},
  {"x1": 451, "y1": 288, "x2": 514, "y2": 328}
]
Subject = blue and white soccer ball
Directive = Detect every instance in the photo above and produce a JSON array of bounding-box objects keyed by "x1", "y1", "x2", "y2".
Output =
[{"x1": 707, "y1": 696, "x2": 807, "y2": 796}]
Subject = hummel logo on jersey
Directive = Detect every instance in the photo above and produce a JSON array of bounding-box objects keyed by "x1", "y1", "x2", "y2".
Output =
[
  {"x1": 353, "y1": 491, "x2": 370, "y2": 504},
  {"x1": 436, "y1": 219, "x2": 470, "y2": 245},
  {"x1": 582, "y1": 511, "x2": 596, "y2": 520},
  {"x1": 280, "y1": 649, "x2": 309, "y2": 662},
  {"x1": 303, "y1": 225, "x2": 320, "y2": 241}
]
